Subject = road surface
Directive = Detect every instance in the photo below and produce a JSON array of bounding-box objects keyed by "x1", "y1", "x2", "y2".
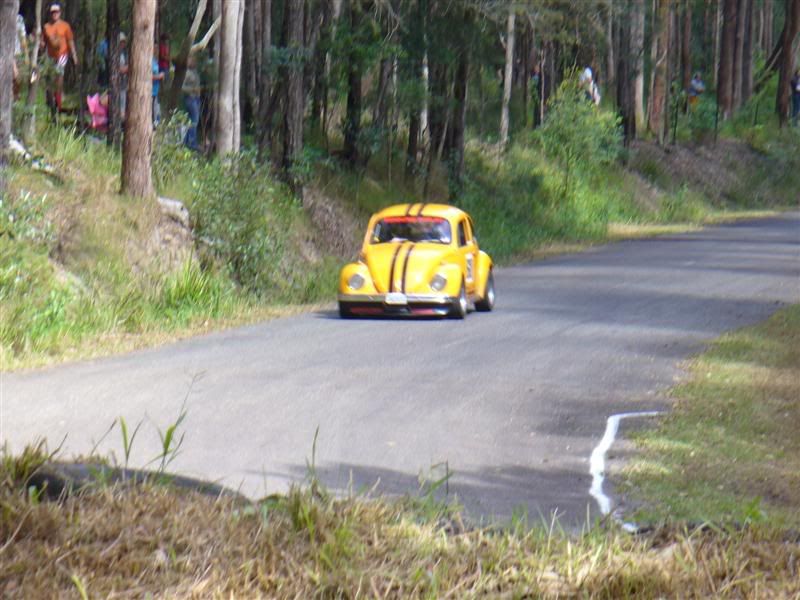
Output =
[{"x1": 2, "y1": 213, "x2": 798, "y2": 526}]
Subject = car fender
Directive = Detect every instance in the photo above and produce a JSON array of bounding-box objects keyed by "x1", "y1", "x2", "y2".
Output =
[
  {"x1": 339, "y1": 262, "x2": 378, "y2": 295},
  {"x1": 474, "y1": 251, "x2": 493, "y2": 298}
]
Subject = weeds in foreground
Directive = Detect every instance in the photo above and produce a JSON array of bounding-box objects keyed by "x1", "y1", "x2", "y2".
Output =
[{"x1": 1, "y1": 443, "x2": 797, "y2": 598}]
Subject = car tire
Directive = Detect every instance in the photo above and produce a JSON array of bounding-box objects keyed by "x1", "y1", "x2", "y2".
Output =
[
  {"x1": 450, "y1": 281, "x2": 467, "y2": 319},
  {"x1": 475, "y1": 270, "x2": 495, "y2": 312},
  {"x1": 339, "y1": 302, "x2": 353, "y2": 319}
]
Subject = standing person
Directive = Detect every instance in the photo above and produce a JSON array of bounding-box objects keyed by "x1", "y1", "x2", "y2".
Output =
[
  {"x1": 182, "y1": 54, "x2": 201, "y2": 150},
  {"x1": 792, "y1": 69, "x2": 800, "y2": 127},
  {"x1": 158, "y1": 33, "x2": 170, "y2": 81},
  {"x1": 688, "y1": 73, "x2": 706, "y2": 110},
  {"x1": 151, "y1": 44, "x2": 164, "y2": 127},
  {"x1": 40, "y1": 2, "x2": 78, "y2": 114},
  {"x1": 14, "y1": 12, "x2": 28, "y2": 100},
  {"x1": 117, "y1": 32, "x2": 128, "y2": 119}
]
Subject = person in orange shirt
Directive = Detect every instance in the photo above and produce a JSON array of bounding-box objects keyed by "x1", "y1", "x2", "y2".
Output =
[{"x1": 41, "y1": 2, "x2": 79, "y2": 114}]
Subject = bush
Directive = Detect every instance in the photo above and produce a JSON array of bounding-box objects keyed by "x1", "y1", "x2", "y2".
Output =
[
  {"x1": 187, "y1": 154, "x2": 324, "y2": 300},
  {"x1": 536, "y1": 76, "x2": 622, "y2": 198}
]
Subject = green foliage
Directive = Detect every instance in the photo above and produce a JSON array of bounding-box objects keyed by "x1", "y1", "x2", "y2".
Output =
[
  {"x1": 687, "y1": 97, "x2": 718, "y2": 143},
  {"x1": 536, "y1": 76, "x2": 622, "y2": 198},
  {"x1": 658, "y1": 186, "x2": 707, "y2": 223},
  {"x1": 0, "y1": 191, "x2": 55, "y2": 248},
  {"x1": 189, "y1": 154, "x2": 290, "y2": 296}
]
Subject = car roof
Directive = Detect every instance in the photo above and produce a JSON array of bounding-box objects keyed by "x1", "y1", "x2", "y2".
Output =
[{"x1": 373, "y1": 203, "x2": 468, "y2": 221}]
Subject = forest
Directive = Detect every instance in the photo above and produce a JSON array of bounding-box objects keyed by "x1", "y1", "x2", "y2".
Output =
[
  {"x1": 0, "y1": 0, "x2": 798, "y2": 361},
  {"x1": 1, "y1": 0, "x2": 798, "y2": 199}
]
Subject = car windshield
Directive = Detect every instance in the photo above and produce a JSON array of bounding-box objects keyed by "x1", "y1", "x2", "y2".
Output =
[{"x1": 371, "y1": 216, "x2": 452, "y2": 244}]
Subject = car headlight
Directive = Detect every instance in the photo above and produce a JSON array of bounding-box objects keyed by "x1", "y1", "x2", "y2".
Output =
[
  {"x1": 430, "y1": 274, "x2": 447, "y2": 292},
  {"x1": 348, "y1": 273, "x2": 365, "y2": 290}
]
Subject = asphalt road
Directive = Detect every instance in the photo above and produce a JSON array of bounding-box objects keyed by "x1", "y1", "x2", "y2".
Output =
[{"x1": 2, "y1": 213, "x2": 798, "y2": 526}]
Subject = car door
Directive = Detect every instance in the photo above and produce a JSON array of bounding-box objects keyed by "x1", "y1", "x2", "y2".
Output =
[{"x1": 457, "y1": 219, "x2": 478, "y2": 294}]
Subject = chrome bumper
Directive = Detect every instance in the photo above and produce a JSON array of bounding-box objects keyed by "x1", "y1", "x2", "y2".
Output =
[{"x1": 338, "y1": 293, "x2": 454, "y2": 305}]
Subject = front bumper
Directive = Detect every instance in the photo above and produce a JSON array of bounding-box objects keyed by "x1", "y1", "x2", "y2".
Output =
[{"x1": 338, "y1": 293, "x2": 455, "y2": 316}]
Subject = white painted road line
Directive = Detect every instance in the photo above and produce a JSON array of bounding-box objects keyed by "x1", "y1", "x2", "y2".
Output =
[{"x1": 589, "y1": 411, "x2": 662, "y2": 519}]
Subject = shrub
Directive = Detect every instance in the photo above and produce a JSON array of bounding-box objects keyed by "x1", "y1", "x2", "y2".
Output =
[
  {"x1": 188, "y1": 154, "x2": 305, "y2": 299},
  {"x1": 536, "y1": 75, "x2": 622, "y2": 199}
]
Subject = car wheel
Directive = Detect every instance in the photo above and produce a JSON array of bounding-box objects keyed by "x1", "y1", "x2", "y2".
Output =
[
  {"x1": 450, "y1": 281, "x2": 467, "y2": 319},
  {"x1": 475, "y1": 270, "x2": 495, "y2": 312},
  {"x1": 339, "y1": 302, "x2": 353, "y2": 319}
]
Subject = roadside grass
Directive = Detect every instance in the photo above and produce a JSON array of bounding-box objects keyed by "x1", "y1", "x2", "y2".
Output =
[
  {"x1": 3, "y1": 111, "x2": 796, "y2": 370},
  {"x1": 1, "y1": 123, "x2": 337, "y2": 370},
  {"x1": 2, "y1": 444, "x2": 799, "y2": 598},
  {"x1": 620, "y1": 304, "x2": 800, "y2": 529}
]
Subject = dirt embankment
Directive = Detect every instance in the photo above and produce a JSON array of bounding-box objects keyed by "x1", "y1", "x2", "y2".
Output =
[{"x1": 629, "y1": 139, "x2": 775, "y2": 207}]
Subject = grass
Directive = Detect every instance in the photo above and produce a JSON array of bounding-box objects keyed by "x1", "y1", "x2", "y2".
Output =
[
  {"x1": 1, "y1": 122, "x2": 337, "y2": 371},
  {"x1": 1, "y1": 441, "x2": 799, "y2": 597},
  {"x1": 3, "y1": 99, "x2": 798, "y2": 371},
  {"x1": 620, "y1": 304, "x2": 800, "y2": 529}
]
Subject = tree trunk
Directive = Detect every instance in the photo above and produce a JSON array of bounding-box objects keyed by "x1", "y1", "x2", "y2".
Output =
[
  {"x1": 282, "y1": 0, "x2": 304, "y2": 193},
  {"x1": 733, "y1": 0, "x2": 747, "y2": 109},
  {"x1": 777, "y1": 0, "x2": 800, "y2": 126},
  {"x1": 167, "y1": 0, "x2": 209, "y2": 113},
  {"x1": 243, "y1": 0, "x2": 259, "y2": 122},
  {"x1": 648, "y1": 0, "x2": 670, "y2": 143},
  {"x1": 256, "y1": 0, "x2": 272, "y2": 157},
  {"x1": 618, "y1": 0, "x2": 636, "y2": 145},
  {"x1": 343, "y1": 0, "x2": 363, "y2": 167},
  {"x1": 763, "y1": 0, "x2": 773, "y2": 54},
  {"x1": 606, "y1": 0, "x2": 617, "y2": 106},
  {"x1": 215, "y1": 0, "x2": 244, "y2": 156},
  {"x1": 448, "y1": 44, "x2": 469, "y2": 198},
  {"x1": 23, "y1": 0, "x2": 43, "y2": 144},
  {"x1": 499, "y1": 9, "x2": 515, "y2": 149},
  {"x1": 632, "y1": 0, "x2": 646, "y2": 132},
  {"x1": 0, "y1": 0, "x2": 14, "y2": 166},
  {"x1": 741, "y1": 0, "x2": 754, "y2": 105},
  {"x1": 107, "y1": 0, "x2": 122, "y2": 147},
  {"x1": 681, "y1": 0, "x2": 692, "y2": 94},
  {"x1": 121, "y1": 0, "x2": 156, "y2": 198},
  {"x1": 713, "y1": 0, "x2": 721, "y2": 88},
  {"x1": 717, "y1": 0, "x2": 737, "y2": 119},
  {"x1": 310, "y1": 0, "x2": 332, "y2": 133}
]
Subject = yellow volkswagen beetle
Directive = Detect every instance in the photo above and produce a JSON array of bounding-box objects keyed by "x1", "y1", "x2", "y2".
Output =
[{"x1": 338, "y1": 203, "x2": 495, "y2": 318}]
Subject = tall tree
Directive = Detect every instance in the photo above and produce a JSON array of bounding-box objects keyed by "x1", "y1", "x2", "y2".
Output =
[
  {"x1": 0, "y1": 0, "x2": 17, "y2": 166},
  {"x1": 121, "y1": 0, "x2": 156, "y2": 198},
  {"x1": 107, "y1": 0, "x2": 122, "y2": 147},
  {"x1": 681, "y1": 0, "x2": 692, "y2": 96},
  {"x1": 648, "y1": 0, "x2": 670, "y2": 143},
  {"x1": 343, "y1": 0, "x2": 364, "y2": 167},
  {"x1": 168, "y1": 0, "x2": 221, "y2": 113},
  {"x1": 632, "y1": 0, "x2": 645, "y2": 131},
  {"x1": 282, "y1": 0, "x2": 304, "y2": 192},
  {"x1": 776, "y1": 0, "x2": 800, "y2": 126},
  {"x1": 215, "y1": 0, "x2": 244, "y2": 155},
  {"x1": 499, "y1": 8, "x2": 515, "y2": 149},
  {"x1": 740, "y1": 0, "x2": 754, "y2": 105},
  {"x1": 22, "y1": 0, "x2": 43, "y2": 143},
  {"x1": 717, "y1": 0, "x2": 737, "y2": 119}
]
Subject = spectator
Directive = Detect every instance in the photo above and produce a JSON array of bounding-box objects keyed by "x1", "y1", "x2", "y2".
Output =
[
  {"x1": 118, "y1": 32, "x2": 129, "y2": 118},
  {"x1": 182, "y1": 54, "x2": 202, "y2": 150},
  {"x1": 579, "y1": 66, "x2": 601, "y2": 106},
  {"x1": 152, "y1": 44, "x2": 165, "y2": 127},
  {"x1": 14, "y1": 12, "x2": 28, "y2": 100},
  {"x1": 688, "y1": 72, "x2": 705, "y2": 110},
  {"x1": 158, "y1": 33, "x2": 171, "y2": 80},
  {"x1": 792, "y1": 69, "x2": 800, "y2": 127},
  {"x1": 96, "y1": 37, "x2": 109, "y2": 86},
  {"x1": 40, "y1": 2, "x2": 78, "y2": 114}
]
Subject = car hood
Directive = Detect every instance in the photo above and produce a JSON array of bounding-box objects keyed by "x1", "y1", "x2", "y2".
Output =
[{"x1": 365, "y1": 243, "x2": 455, "y2": 294}]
